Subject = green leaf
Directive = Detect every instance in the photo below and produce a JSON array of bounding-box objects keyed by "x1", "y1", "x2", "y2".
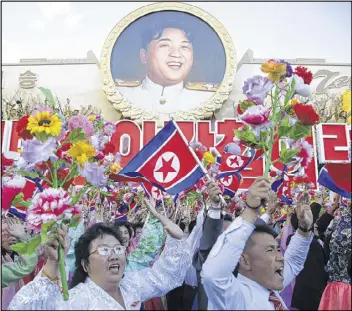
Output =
[
  {"x1": 41, "y1": 231, "x2": 49, "y2": 244},
  {"x1": 100, "y1": 191, "x2": 113, "y2": 197},
  {"x1": 10, "y1": 242, "x2": 28, "y2": 255},
  {"x1": 41, "y1": 220, "x2": 56, "y2": 233},
  {"x1": 17, "y1": 169, "x2": 40, "y2": 179},
  {"x1": 286, "y1": 122, "x2": 312, "y2": 140},
  {"x1": 39, "y1": 87, "x2": 56, "y2": 108},
  {"x1": 27, "y1": 234, "x2": 42, "y2": 255},
  {"x1": 67, "y1": 214, "x2": 81, "y2": 229},
  {"x1": 280, "y1": 148, "x2": 300, "y2": 164},
  {"x1": 277, "y1": 115, "x2": 291, "y2": 138},
  {"x1": 66, "y1": 128, "x2": 85, "y2": 143},
  {"x1": 35, "y1": 131, "x2": 48, "y2": 142},
  {"x1": 234, "y1": 126, "x2": 258, "y2": 146}
]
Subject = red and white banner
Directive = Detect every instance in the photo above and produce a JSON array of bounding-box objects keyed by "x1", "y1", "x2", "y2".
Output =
[{"x1": 2, "y1": 119, "x2": 350, "y2": 189}]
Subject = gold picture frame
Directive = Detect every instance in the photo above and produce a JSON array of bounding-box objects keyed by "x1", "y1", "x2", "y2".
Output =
[{"x1": 100, "y1": 2, "x2": 236, "y2": 123}]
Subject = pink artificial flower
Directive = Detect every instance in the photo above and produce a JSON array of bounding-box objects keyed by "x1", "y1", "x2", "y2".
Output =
[
  {"x1": 240, "y1": 105, "x2": 271, "y2": 126},
  {"x1": 26, "y1": 188, "x2": 80, "y2": 231},
  {"x1": 1, "y1": 176, "x2": 26, "y2": 211},
  {"x1": 292, "y1": 139, "x2": 314, "y2": 168}
]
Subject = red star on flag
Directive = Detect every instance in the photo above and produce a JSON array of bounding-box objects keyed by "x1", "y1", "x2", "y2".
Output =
[
  {"x1": 222, "y1": 176, "x2": 232, "y2": 184},
  {"x1": 155, "y1": 156, "x2": 177, "y2": 181},
  {"x1": 229, "y1": 156, "x2": 240, "y2": 167}
]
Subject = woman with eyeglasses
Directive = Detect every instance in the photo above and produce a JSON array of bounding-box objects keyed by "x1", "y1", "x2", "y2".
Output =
[{"x1": 8, "y1": 199, "x2": 192, "y2": 310}]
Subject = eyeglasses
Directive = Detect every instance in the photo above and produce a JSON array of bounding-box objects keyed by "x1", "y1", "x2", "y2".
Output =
[{"x1": 89, "y1": 245, "x2": 126, "y2": 257}]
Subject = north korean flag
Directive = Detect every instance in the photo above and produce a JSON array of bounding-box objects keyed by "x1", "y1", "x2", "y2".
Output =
[
  {"x1": 219, "y1": 172, "x2": 242, "y2": 198},
  {"x1": 218, "y1": 146, "x2": 264, "y2": 178},
  {"x1": 140, "y1": 182, "x2": 164, "y2": 201},
  {"x1": 110, "y1": 121, "x2": 205, "y2": 195},
  {"x1": 8, "y1": 206, "x2": 27, "y2": 221},
  {"x1": 318, "y1": 163, "x2": 351, "y2": 198}
]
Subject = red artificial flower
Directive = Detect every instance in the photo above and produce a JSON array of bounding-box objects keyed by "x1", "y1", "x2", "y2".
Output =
[
  {"x1": 56, "y1": 143, "x2": 71, "y2": 158},
  {"x1": 102, "y1": 142, "x2": 115, "y2": 155},
  {"x1": 293, "y1": 104, "x2": 320, "y2": 125},
  {"x1": 237, "y1": 104, "x2": 243, "y2": 115},
  {"x1": 293, "y1": 66, "x2": 313, "y2": 85},
  {"x1": 94, "y1": 152, "x2": 105, "y2": 160},
  {"x1": 269, "y1": 171, "x2": 277, "y2": 177},
  {"x1": 16, "y1": 116, "x2": 33, "y2": 140}
]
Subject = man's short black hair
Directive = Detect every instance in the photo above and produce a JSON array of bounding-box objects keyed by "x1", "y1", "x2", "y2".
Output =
[
  {"x1": 141, "y1": 20, "x2": 193, "y2": 50},
  {"x1": 233, "y1": 219, "x2": 277, "y2": 277}
]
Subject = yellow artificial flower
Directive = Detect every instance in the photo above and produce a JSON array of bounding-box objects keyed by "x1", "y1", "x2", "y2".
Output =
[
  {"x1": 110, "y1": 162, "x2": 122, "y2": 173},
  {"x1": 17, "y1": 149, "x2": 22, "y2": 154},
  {"x1": 67, "y1": 141, "x2": 96, "y2": 167},
  {"x1": 27, "y1": 111, "x2": 62, "y2": 136},
  {"x1": 203, "y1": 152, "x2": 215, "y2": 166},
  {"x1": 88, "y1": 115, "x2": 96, "y2": 121},
  {"x1": 342, "y1": 90, "x2": 351, "y2": 124},
  {"x1": 261, "y1": 61, "x2": 287, "y2": 82}
]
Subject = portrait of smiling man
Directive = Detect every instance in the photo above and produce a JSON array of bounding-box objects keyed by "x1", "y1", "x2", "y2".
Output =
[{"x1": 116, "y1": 19, "x2": 218, "y2": 118}]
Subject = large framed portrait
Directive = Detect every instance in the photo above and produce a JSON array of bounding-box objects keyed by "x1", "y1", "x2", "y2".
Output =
[{"x1": 101, "y1": 2, "x2": 236, "y2": 122}]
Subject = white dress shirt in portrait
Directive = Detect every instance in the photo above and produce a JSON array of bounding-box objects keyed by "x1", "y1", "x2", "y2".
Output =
[{"x1": 117, "y1": 76, "x2": 214, "y2": 117}]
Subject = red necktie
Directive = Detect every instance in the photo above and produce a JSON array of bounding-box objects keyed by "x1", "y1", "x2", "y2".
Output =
[{"x1": 269, "y1": 292, "x2": 286, "y2": 310}]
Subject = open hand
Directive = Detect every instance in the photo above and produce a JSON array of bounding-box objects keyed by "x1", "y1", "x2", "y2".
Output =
[
  {"x1": 296, "y1": 192, "x2": 313, "y2": 230},
  {"x1": 246, "y1": 177, "x2": 271, "y2": 209},
  {"x1": 6, "y1": 217, "x2": 30, "y2": 242}
]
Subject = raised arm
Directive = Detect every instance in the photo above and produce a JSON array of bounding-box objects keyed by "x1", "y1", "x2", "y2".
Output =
[
  {"x1": 201, "y1": 177, "x2": 271, "y2": 310},
  {"x1": 282, "y1": 192, "x2": 314, "y2": 288},
  {"x1": 122, "y1": 198, "x2": 192, "y2": 302},
  {"x1": 2, "y1": 252, "x2": 38, "y2": 288},
  {"x1": 8, "y1": 225, "x2": 88, "y2": 310}
]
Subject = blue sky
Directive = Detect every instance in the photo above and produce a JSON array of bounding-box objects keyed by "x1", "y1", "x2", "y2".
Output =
[{"x1": 2, "y1": 2, "x2": 351, "y2": 63}]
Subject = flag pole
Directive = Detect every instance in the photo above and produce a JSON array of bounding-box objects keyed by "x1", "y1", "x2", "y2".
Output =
[{"x1": 170, "y1": 119, "x2": 227, "y2": 208}]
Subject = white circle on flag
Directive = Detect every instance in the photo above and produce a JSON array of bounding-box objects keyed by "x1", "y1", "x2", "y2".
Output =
[
  {"x1": 226, "y1": 155, "x2": 244, "y2": 168},
  {"x1": 153, "y1": 152, "x2": 180, "y2": 183},
  {"x1": 220, "y1": 175, "x2": 233, "y2": 187}
]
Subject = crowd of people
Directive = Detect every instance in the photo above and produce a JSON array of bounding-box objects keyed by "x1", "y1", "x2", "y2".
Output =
[{"x1": 1, "y1": 177, "x2": 351, "y2": 310}]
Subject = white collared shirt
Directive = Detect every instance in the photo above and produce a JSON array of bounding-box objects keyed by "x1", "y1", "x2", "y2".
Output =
[
  {"x1": 201, "y1": 216, "x2": 313, "y2": 310},
  {"x1": 117, "y1": 76, "x2": 213, "y2": 117}
]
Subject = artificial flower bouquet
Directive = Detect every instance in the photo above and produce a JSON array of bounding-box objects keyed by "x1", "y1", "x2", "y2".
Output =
[
  {"x1": 235, "y1": 60, "x2": 320, "y2": 178},
  {"x1": 1, "y1": 106, "x2": 123, "y2": 300}
]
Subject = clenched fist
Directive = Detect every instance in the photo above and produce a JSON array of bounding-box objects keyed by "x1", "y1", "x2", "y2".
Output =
[{"x1": 246, "y1": 177, "x2": 271, "y2": 209}]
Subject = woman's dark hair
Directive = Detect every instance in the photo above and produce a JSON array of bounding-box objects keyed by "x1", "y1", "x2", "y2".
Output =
[
  {"x1": 113, "y1": 221, "x2": 133, "y2": 239},
  {"x1": 70, "y1": 223, "x2": 123, "y2": 289},
  {"x1": 132, "y1": 222, "x2": 144, "y2": 231}
]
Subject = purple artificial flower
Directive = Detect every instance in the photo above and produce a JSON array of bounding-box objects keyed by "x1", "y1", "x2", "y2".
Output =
[
  {"x1": 102, "y1": 122, "x2": 116, "y2": 136},
  {"x1": 78, "y1": 162, "x2": 107, "y2": 187},
  {"x1": 278, "y1": 59, "x2": 293, "y2": 78},
  {"x1": 21, "y1": 137, "x2": 58, "y2": 164},
  {"x1": 68, "y1": 115, "x2": 94, "y2": 136},
  {"x1": 242, "y1": 76, "x2": 273, "y2": 105},
  {"x1": 31, "y1": 105, "x2": 53, "y2": 116}
]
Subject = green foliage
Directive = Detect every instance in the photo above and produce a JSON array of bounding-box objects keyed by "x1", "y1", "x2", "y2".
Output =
[
  {"x1": 286, "y1": 122, "x2": 311, "y2": 140},
  {"x1": 234, "y1": 126, "x2": 258, "y2": 146},
  {"x1": 41, "y1": 220, "x2": 56, "y2": 233},
  {"x1": 279, "y1": 143, "x2": 300, "y2": 164},
  {"x1": 66, "y1": 128, "x2": 85, "y2": 143},
  {"x1": 27, "y1": 234, "x2": 42, "y2": 254},
  {"x1": 67, "y1": 214, "x2": 81, "y2": 229},
  {"x1": 10, "y1": 242, "x2": 28, "y2": 255}
]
